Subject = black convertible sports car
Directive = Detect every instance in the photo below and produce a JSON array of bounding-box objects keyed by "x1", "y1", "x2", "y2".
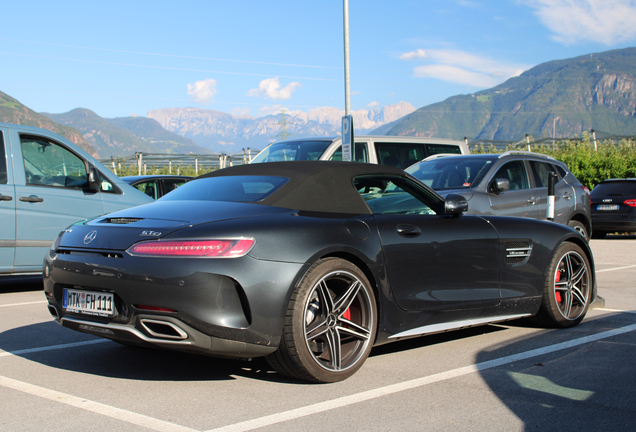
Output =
[{"x1": 44, "y1": 161, "x2": 596, "y2": 383}]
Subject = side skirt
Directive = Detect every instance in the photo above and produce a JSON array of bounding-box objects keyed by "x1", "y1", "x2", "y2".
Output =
[{"x1": 388, "y1": 313, "x2": 531, "y2": 340}]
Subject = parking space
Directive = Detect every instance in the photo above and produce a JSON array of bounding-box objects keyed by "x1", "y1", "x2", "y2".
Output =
[{"x1": 1, "y1": 239, "x2": 635, "y2": 431}]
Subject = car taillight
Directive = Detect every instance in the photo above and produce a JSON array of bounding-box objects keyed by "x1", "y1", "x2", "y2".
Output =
[
  {"x1": 624, "y1": 199, "x2": 636, "y2": 207},
  {"x1": 127, "y1": 239, "x2": 254, "y2": 258},
  {"x1": 582, "y1": 185, "x2": 590, "y2": 195}
]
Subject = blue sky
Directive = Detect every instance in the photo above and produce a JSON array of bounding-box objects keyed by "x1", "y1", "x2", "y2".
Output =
[{"x1": 2, "y1": 0, "x2": 636, "y2": 119}]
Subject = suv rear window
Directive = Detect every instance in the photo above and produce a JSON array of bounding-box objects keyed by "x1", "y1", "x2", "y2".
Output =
[{"x1": 593, "y1": 181, "x2": 636, "y2": 195}]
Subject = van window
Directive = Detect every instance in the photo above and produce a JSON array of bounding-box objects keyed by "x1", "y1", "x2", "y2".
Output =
[
  {"x1": 329, "y1": 142, "x2": 369, "y2": 163},
  {"x1": 0, "y1": 132, "x2": 7, "y2": 184},
  {"x1": 376, "y1": 143, "x2": 426, "y2": 169},
  {"x1": 20, "y1": 135, "x2": 88, "y2": 189},
  {"x1": 251, "y1": 140, "x2": 332, "y2": 163},
  {"x1": 425, "y1": 144, "x2": 462, "y2": 156}
]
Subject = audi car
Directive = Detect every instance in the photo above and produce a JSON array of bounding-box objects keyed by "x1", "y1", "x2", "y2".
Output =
[
  {"x1": 43, "y1": 161, "x2": 596, "y2": 383},
  {"x1": 590, "y1": 178, "x2": 636, "y2": 238}
]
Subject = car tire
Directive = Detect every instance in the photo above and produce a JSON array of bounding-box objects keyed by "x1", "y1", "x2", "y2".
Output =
[
  {"x1": 567, "y1": 220, "x2": 588, "y2": 241},
  {"x1": 266, "y1": 258, "x2": 377, "y2": 383},
  {"x1": 531, "y1": 242, "x2": 592, "y2": 328}
]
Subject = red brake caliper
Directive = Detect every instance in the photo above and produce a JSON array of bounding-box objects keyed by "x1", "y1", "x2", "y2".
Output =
[
  {"x1": 555, "y1": 271, "x2": 562, "y2": 303},
  {"x1": 343, "y1": 308, "x2": 351, "y2": 320}
]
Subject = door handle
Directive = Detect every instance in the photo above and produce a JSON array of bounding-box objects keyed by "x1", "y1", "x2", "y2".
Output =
[
  {"x1": 527, "y1": 196, "x2": 539, "y2": 204},
  {"x1": 19, "y1": 195, "x2": 44, "y2": 203},
  {"x1": 562, "y1": 192, "x2": 573, "y2": 200},
  {"x1": 0, "y1": 195, "x2": 12, "y2": 201},
  {"x1": 396, "y1": 224, "x2": 421, "y2": 237}
]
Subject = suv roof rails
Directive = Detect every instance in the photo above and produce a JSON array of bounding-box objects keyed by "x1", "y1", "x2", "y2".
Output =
[{"x1": 498, "y1": 150, "x2": 555, "y2": 160}]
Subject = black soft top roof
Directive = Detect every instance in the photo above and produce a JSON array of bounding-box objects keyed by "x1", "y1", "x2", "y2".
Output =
[{"x1": 199, "y1": 161, "x2": 408, "y2": 214}]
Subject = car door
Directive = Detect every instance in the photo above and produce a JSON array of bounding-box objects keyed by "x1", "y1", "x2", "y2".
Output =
[
  {"x1": 357, "y1": 175, "x2": 501, "y2": 312},
  {"x1": 0, "y1": 127, "x2": 16, "y2": 273},
  {"x1": 528, "y1": 160, "x2": 572, "y2": 223},
  {"x1": 12, "y1": 133, "x2": 103, "y2": 272},
  {"x1": 488, "y1": 160, "x2": 541, "y2": 219}
]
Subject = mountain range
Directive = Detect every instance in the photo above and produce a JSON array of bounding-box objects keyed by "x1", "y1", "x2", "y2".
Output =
[
  {"x1": 381, "y1": 48, "x2": 636, "y2": 143},
  {"x1": 146, "y1": 101, "x2": 416, "y2": 154},
  {"x1": 2, "y1": 47, "x2": 636, "y2": 159}
]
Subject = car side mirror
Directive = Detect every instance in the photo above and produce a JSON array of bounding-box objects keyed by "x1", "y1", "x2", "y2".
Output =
[
  {"x1": 87, "y1": 166, "x2": 100, "y2": 193},
  {"x1": 444, "y1": 193, "x2": 468, "y2": 216},
  {"x1": 490, "y1": 178, "x2": 509, "y2": 194}
]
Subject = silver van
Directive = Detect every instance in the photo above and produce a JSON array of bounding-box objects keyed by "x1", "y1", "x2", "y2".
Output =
[
  {"x1": 251, "y1": 136, "x2": 469, "y2": 170},
  {"x1": 0, "y1": 123, "x2": 153, "y2": 276}
]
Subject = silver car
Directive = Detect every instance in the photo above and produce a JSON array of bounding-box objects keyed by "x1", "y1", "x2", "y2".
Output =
[{"x1": 406, "y1": 152, "x2": 592, "y2": 239}]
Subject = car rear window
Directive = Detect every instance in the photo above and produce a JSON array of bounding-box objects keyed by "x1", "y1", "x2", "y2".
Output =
[
  {"x1": 592, "y1": 181, "x2": 636, "y2": 196},
  {"x1": 161, "y1": 175, "x2": 289, "y2": 202}
]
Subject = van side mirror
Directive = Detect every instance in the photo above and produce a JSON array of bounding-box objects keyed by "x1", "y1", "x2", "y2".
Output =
[
  {"x1": 490, "y1": 178, "x2": 509, "y2": 194},
  {"x1": 444, "y1": 193, "x2": 468, "y2": 216},
  {"x1": 87, "y1": 166, "x2": 100, "y2": 192}
]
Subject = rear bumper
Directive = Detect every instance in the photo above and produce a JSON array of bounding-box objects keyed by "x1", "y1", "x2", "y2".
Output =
[
  {"x1": 43, "y1": 248, "x2": 305, "y2": 358},
  {"x1": 55, "y1": 315, "x2": 277, "y2": 358}
]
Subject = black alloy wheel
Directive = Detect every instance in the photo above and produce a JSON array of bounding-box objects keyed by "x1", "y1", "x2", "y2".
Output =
[
  {"x1": 532, "y1": 242, "x2": 591, "y2": 328},
  {"x1": 267, "y1": 258, "x2": 377, "y2": 383}
]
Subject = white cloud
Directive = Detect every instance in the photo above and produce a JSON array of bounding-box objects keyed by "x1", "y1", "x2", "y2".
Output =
[
  {"x1": 522, "y1": 0, "x2": 636, "y2": 45},
  {"x1": 187, "y1": 78, "x2": 217, "y2": 104},
  {"x1": 400, "y1": 48, "x2": 530, "y2": 88},
  {"x1": 367, "y1": 101, "x2": 380, "y2": 108},
  {"x1": 247, "y1": 77, "x2": 301, "y2": 100},
  {"x1": 399, "y1": 49, "x2": 427, "y2": 61}
]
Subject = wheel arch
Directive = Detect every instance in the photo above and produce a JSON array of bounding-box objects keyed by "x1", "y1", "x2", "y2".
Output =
[{"x1": 568, "y1": 211, "x2": 592, "y2": 238}]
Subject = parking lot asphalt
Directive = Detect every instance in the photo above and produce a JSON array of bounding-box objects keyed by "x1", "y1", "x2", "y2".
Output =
[{"x1": 1, "y1": 237, "x2": 635, "y2": 431}]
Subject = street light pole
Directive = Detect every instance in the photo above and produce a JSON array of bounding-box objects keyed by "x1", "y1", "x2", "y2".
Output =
[
  {"x1": 343, "y1": 0, "x2": 351, "y2": 117},
  {"x1": 341, "y1": 0, "x2": 353, "y2": 161}
]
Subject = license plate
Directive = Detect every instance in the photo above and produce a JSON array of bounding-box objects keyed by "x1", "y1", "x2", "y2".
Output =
[
  {"x1": 63, "y1": 289, "x2": 114, "y2": 317},
  {"x1": 596, "y1": 204, "x2": 619, "y2": 211}
]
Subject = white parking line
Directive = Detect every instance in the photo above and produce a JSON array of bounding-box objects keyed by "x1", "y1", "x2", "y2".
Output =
[
  {"x1": 1, "y1": 323, "x2": 635, "y2": 432},
  {"x1": 0, "y1": 339, "x2": 110, "y2": 358},
  {"x1": 205, "y1": 323, "x2": 636, "y2": 432},
  {"x1": 0, "y1": 375, "x2": 197, "y2": 432},
  {"x1": 0, "y1": 300, "x2": 47, "y2": 308},
  {"x1": 596, "y1": 264, "x2": 636, "y2": 273}
]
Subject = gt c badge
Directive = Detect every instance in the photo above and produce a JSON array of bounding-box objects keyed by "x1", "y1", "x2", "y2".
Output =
[
  {"x1": 141, "y1": 230, "x2": 162, "y2": 237},
  {"x1": 83, "y1": 230, "x2": 98, "y2": 244}
]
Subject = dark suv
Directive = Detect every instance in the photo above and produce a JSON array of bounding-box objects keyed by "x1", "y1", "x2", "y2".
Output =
[
  {"x1": 590, "y1": 179, "x2": 636, "y2": 238},
  {"x1": 406, "y1": 151, "x2": 592, "y2": 239}
]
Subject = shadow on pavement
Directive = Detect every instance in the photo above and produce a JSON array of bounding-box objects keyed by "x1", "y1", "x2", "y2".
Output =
[
  {"x1": 0, "y1": 276, "x2": 43, "y2": 293},
  {"x1": 476, "y1": 312, "x2": 636, "y2": 431},
  {"x1": 0, "y1": 321, "x2": 295, "y2": 384}
]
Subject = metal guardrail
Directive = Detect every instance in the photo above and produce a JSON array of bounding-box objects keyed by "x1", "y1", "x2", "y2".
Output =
[{"x1": 101, "y1": 149, "x2": 261, "y2": 176}]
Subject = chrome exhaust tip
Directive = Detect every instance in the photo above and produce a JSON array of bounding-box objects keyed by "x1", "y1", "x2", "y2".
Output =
[
  {"x1": 48, "y1": 305, "x2": 59, "y2": 319},
  {"x1": 139, "y1": 319, "x2": 188, "y2": 340}
]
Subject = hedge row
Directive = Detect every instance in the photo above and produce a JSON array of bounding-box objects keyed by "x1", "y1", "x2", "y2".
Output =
[{"x1": 472, "y1": 134, "x2": 636, "y2": 190}]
